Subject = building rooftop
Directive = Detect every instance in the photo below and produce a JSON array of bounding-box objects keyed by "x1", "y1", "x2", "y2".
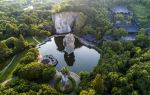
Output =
[
  {"x1": 146, "y1": 28, "x2": 150, "y2": 32},
  {"x1": 114, "y1": 24, "x2": 139, "y2": 33},
  {"x1": 125, "y1": 26, "x2": 139, "y2": 33},
  {"x1": 111, "y1": 6, "x2": 130, "y2": 14},
  {"x1": 82, "y1": 34, "x2": 97, "y2": 43},
  {"x1": 41, "y1": 59, "x2": 50, "y2": 64},
  {"x1": 146, "y1": 28, "x2": 150, "y2": 34}
]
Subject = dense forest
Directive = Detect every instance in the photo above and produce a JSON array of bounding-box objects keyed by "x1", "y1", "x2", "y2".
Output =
[{"x1": 0, "y1": 0, "x2": 150, "y2": 95}]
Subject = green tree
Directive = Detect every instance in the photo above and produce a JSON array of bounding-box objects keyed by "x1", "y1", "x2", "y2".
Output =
[
  {"x1": 18, "y1": 23, "x2": 30, "y2": 36},
  {"x1": 14, "y1": 35, "x2": 26, "y2": 52},
  {"x1": 80, "y1": 89, "x2": 96, "y2": 95},
  {"x1": 126, "y1": 63, "x2": 150, "y2": 95},
  {"x1": 5, "y1": 23, "x2": 18, "y2": 37},
  {"x1": 39, "y1": 30, "x2": 51, "y2": 37},
  {"x1": 135, "y1": 28, "x2": 150, "y2": 48},
  {"x1": 106, "y1": 28, "x2": 128, "y2": 40},
  {"x1": 0, "y1": 42, "x2": 12, "y2": 62},
  {"x1": 14, "y1": 62, "x2": 56, "y2": 83},
  {"x1": 42, "y1": 66, "x2": 56, "y2": 82},
  {"x1": 91, "y1": 74, "x2": 104, "y2": 94},
  {"x1": 5, "y1": 37, "x2": 16, "y2": 48},
  {"x1": 115, "y1": 13, "x2": 124, "y2": 21}
]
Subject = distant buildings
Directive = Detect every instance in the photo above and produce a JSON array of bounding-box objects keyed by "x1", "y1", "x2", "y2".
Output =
[
  {"x1": 110, "y1": 6, "x2": 131, "y2": 15},
  {"x1": 146, "y1": 28, "x2": 150, "y2": 35},
  {"x1": 109, "y1": 5, "x2": 140, "y2": 34},
  {"x1": 81, "y1": 34, "x2": 97, "y2": 43}
]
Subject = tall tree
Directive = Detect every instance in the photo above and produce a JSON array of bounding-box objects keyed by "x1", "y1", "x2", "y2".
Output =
[{"x1": 91, "y1": 74, "x2": 104, "y2": 94}]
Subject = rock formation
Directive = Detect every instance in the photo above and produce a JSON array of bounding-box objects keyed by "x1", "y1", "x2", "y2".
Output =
[
  {"x1": 63, "y1": 33, "x2": 75, "y2": 55},
  {"x1": 52, "y1": 12, "x2": 87, "y2": 34},
  {"x1": 52, "y1": 12, "x2": 79, "y2": 34}
]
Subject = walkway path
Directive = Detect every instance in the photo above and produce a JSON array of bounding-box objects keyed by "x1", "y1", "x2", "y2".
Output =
[
  {"x1": 1, "y1": 77, "x2": 15, "y2": 86},
  {"x1": 0, "y1": 55, "x2": 16, "y2": 82},
  {"x1": 70, "y1": 72, "x2": 80, "y2": 85},
  {"x1": 8, "y1": 55, "x2": 16, "y2": 67},
  {"x1": 32, "y1": 37, "x2": 41, "y2": 44},
  {"x1": 55, "y1": 70, "x2": 80, "y2": 85}
]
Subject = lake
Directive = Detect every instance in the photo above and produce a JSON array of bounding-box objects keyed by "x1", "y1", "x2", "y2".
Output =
[{"x1": 38, "y1": 36, "x2": 100, "y2": 74}]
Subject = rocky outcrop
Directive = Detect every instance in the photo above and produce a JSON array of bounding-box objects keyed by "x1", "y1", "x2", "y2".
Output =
[
  {"x1": 52, "y1": 12, "x2": 87, "y2": 34},
  {"x1": 63, "y1": 34, "x2": 75, "y2": 54}
]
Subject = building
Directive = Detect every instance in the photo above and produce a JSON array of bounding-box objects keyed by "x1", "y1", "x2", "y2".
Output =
[
  {"x1": 110, "y1": 5, "x2": 140, "y2": 34},
  {"x1": 146, "y1": 28, "x2": 150, "y2": 35},
  {"x1": 41, "y1": 55, "x2": 58, "y2": 66},
  {"x1": 110, "y1": 6, "x2": 132, "y2": 15}
]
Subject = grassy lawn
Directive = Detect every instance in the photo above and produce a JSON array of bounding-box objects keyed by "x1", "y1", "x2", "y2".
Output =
[
  {"x1": 0, "y1": 51, "x2": 27, "y2": 82},
  {"x1": 130, "y1": 3, "x2": 150, "y2": 26}
]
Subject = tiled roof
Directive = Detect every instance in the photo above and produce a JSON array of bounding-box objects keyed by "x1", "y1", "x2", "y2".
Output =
[{"x1": 111, "y1": 6, "x2": 130, "y2": 14}]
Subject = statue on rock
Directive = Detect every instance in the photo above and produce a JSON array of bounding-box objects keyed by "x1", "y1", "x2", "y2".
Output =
[
  {"x1": 63, "y1": 33, "x2": 75, "y2": 55},
  {"x1": 61, "y1": 67, "x2": 70, "y2": 87}
]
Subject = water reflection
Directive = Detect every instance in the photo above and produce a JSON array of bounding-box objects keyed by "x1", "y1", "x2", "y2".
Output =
[
  {"x1": 54, "y1": 36, "x2": 82, "y2": 52},
  {"x1": 54, "y1": 36, "x2": 64, "y2": 52},
  {"x1": 55, "y1": 36, "x2": 75, "y2": 66},
  {"x1": 64, "y1": 53, "x2": 75, "y2": 66},
  {"x1": 38, "y1": 36, "x2": 100, "y2": 73}
]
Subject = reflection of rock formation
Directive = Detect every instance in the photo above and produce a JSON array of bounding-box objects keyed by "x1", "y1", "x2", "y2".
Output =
[
  {"x1": 54, "y1": 36, "x2": 82, "y2": 52},
  {"x1": 64, "y1": 53, "x2": 75, "y2": 66},
  {"x1": 74, "y1": 37, "x2": 82, "y2": 49},
  {"x1": 63, "y1": 34, "x2": 75, "y2": 55},
  {"x1": 54, "y1": 36, "x2": 64, "y2": 51},
  {"x1": 52, "y1": 12, "x2": 79, "y2": 34}
]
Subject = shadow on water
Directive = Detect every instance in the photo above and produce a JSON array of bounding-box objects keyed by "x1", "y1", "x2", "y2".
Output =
[{"x1": 64, "y1": 53, "x2": 75, "y2": 66}]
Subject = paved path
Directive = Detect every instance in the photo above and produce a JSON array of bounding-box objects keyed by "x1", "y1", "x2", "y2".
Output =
[
  {"x1": 8, "y1": 55, "x2": 17, "y2": 67},
  {"x1": 55, "y1": 70, "x2": 80, "y2": 85},
  {"x1": 1, "y1": 78, "x2": 14, "y2": 86},
  {"x1": 32, "y1": 37, "x2": 41, "y2": 44},
  {"x1": 0, "y1": 55, "x2": 16, "y2": 83},
  {"x1": 0, "y1": 55, "x2": 16, "y2": 74},
  {"x1": 69, "y1": 71, "x2": 80, "y2": 85}
]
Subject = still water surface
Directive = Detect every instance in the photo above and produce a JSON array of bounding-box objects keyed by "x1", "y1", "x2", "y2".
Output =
[{"x1": 38, "y1": 36, "x2": 100, "y2": 74}]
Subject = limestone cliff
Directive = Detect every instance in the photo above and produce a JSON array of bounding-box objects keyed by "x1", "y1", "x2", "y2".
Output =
[{"x1": 52, "y1": 12, "x2": 86, "y2": 34}]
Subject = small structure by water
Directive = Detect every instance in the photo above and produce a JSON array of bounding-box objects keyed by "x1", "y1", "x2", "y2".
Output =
[
  {"x1": 109, "y1": 5, "x2": 140, "y2": 37},
  {"x1": 63, "y1": 34, "x2": 75, "y2": 55},
  {"x1": 41, "y1": 55, "x2": 58, "y2": 66}
]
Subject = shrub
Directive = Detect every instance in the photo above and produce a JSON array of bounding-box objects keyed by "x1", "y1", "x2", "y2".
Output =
[{"x1": 5, "y1": 78, "x2": 59, "y2": 95}]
